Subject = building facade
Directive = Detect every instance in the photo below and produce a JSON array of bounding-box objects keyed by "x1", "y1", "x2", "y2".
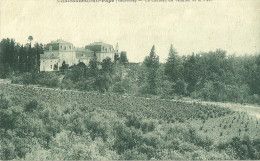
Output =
[
  {"x1": 85, "y1": 42, "x2": 115, "y2": 62},
  {"x1": 40, "y1": 39, "x2": 116, "y2": 71}
]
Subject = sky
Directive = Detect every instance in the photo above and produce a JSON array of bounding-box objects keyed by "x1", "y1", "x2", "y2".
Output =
[{"x1": 1, "y1": 0, "x2": 260, "y2": 62}]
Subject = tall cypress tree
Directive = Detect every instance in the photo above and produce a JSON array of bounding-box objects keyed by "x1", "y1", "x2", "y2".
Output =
[
  {"x1": 119, "y1": 51, "x2": 128, "y2": 64},
  {"x1": 89, "y1": 52, "x2": 99, "y2": 77},
  {"x1": 34, "y1": 43, "x2": 43, "y2": 73},
  {"x1": 0, "y1": 39, "x2": 11, "y2": 77},
  {"x1": 164, "y1": 44, "x2": 183, "y2": 82},
  {"x1": 144, "y1": 45, "x2": 160, "y2": 94},
  {"x1": 18, "y1": 45, "x2": 26, "y2": 73},
  {"x1": 10, "y1": 39, "x2": 16, "y2": 71},
  {"x1": 183, "y1": 53, "x2": 199, "y2": 93}
]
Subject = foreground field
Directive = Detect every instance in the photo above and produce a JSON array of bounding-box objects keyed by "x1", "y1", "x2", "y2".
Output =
[{"x1": 1, "y1": 83, "x2": 260, "y2": 160}]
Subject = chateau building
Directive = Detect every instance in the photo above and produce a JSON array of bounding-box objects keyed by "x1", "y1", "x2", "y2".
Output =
[{"x1": 40, "y1": 39, "x2": 117, "y2": 71}]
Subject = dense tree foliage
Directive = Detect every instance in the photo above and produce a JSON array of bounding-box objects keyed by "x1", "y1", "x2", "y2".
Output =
[
  {"x1": 119, "y1": 51, "x2": 128, "y2": 64},
  {"x1": 165, "y1": 44, "x2": 183, "y2": 82},
  {"x1": 0, "y1": 38, "x2": 43, "y2": 78},
  {"x1": 143, "y1": 45, "x2": 160, "y2": 95}
]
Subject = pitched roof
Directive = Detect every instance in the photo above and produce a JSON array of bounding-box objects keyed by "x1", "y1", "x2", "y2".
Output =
[
  {"x1": 50, "y1": 39, "x2": 72, "y2": 44},
  {"x1": 87, "y1": 42, "x2": 112, "y2": 46},
  {"x1": 85, "y1": 42, "x2": 114, "y2": 52}
]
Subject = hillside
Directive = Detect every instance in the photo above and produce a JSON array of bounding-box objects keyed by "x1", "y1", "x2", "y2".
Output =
[{"x1": 1, "y1": 83, "x2": 260, "y2": 160}]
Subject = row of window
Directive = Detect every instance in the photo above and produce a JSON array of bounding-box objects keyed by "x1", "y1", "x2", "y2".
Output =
[
  {"x1": 102, "y1": 46, "x2": 112, "y2": 52},
  {"x1": 60, "y1": 45, "x2": 72, "y2": 51},
  {"x1": 49, "y1": 45, "x2": 73, "y2": 51}
]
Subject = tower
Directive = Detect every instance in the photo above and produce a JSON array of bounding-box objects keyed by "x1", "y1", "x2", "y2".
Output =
[{"x1": 115, "y1": 43, "x2": 119, "y2": 53}]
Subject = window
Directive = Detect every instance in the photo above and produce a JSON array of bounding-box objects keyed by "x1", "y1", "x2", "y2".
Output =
[
  {"x1": 51, "y1": 65, "x2": 52, "y2": 69},
  {"x1": 60, "y1": 45, "x2": 63, "y2": 49},
  {"x1": 102, "y1": 47, "x2": 105, "y2": 51}
]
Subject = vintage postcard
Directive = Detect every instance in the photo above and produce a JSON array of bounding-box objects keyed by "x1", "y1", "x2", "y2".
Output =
[{"x1": 0, "y1": 0, "x2": 260, "y2": 160}]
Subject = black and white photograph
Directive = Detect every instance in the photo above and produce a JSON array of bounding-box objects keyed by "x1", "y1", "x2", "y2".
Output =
[{"x1": 0, "y1": 0, "x2": 260, "y2": 160}]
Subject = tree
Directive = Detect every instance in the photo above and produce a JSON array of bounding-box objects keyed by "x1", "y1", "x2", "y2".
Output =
[
  {"x1": 114, "y1": 53, "x2": 120, "y2": 62},
  {"x1": 173, "y1": 79, "x2": 187, "y2": 96},
  {"x1": 28, "y1": 36, "x2": 33, "y2": 45},
  {"x1": 94, "y1": 73, "x2": 112, "y2": 92},
  {"x1": 101, "y1": 57, "x2": 113, "y2": 74},
  {"x1": 164, "y1": 44, "x2": 183, "y2": 82},
  {"x1": 34, "y1": 43, "x2": 43, "y2": 73},
  {"x1": 89, "y1": 60, "x2": 98, "y2": 77},
  {"x1": 60, "y1": 61, "x2": 69, "y2": 72},
  {"x1": 0, "y1": 39, "x2": 11, "y2": 77},
  {"x1": 245, "y1": 54, "x2": 260, "y2": 95},
  {"x1": 26, "y1": 42, "x2": 35, "y2": 73},
  {"x1": 70, "y1": 65, "x2": 85, "y2": 82},
  {"x1": 120, "y1": 51, "x2": 128, "y2": 64},
  {"x1": 183, "y1": 53, "x2": 200, "y2": 93},
  {"x1": 143, "y1": 45, "x2": 160, "y2": 94},
  {"x1": 0, "y1": 38, "x2": 18, "y2": 77}
]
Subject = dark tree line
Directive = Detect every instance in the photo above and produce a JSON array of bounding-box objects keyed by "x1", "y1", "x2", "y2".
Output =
[
  {"x1": 138, "y1": 44, "x2": 259, "y2": 104},
  {"x1": 0, "y1": 37, "x2": 43, "y2": 78},
  {"x1": 161, "y1": 45, "x2": 260, "y2": 103}
]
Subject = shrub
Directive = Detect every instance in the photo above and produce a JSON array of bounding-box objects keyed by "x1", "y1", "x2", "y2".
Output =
[
  {"x1": 22, "y1": 73, "x2": 34, "y2": 84},
  {"x1": 138, "y1": 83, "x2": 151, "y2": 95},
  {"x1": 113, "y1": 123, "x2": 143, "y2": 154},
  {"x1": 173, "y1": 79, "x2": 187, "y2": 96},
  {"x1": 191, "y1": 81, "x2": 250, "y2": 103},
  {"x1": 140, "y1": 119, "x2": 158, "y2": 133},
  {"x1": 10, "y1": 75, "x2": 24, "y2": 84},
  {"x1": 60, "y1": 78, "x2": 74, "y2": 89},
  {"x1": 37, "y1": 72, "x2": 60, "y2": 87},
  {"x1": 125, "y1": 113, "x2": 142, "y2": 129},
  {"x1": 112, "y1": 80, "x2": 131, "y2": 94},
  {"x1": 121, "y1": 149, "x2": 148, "y2": 160},
  {"x1": 157, "y1": 80, "x2": 174, "y2": 98},
  {"x1": 79, "y1": 78, "x2": 95, "y2": 91},
  {"x1": 24, "y1": 100, "x2": 38, "y2": 112}
]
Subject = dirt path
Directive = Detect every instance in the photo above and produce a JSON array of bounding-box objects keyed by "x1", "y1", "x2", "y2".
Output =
[
  {"x1": 1, "y1": 79, "x2": 260, "y2": 119},
  {"x1": 199, "y1": 101, "x2": 260, "y2": 119}
]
